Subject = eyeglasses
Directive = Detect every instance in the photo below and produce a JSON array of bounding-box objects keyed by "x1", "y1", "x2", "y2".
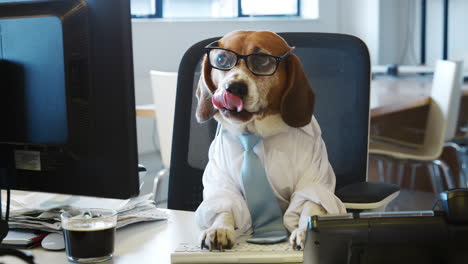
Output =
[{"x1": 204, "y1": 41, "x2": 293, "y2": 76}]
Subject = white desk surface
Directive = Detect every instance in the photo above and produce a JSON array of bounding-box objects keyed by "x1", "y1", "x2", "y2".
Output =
[{"x1": 0, "y1": 209, "x2": 200, "y2": 264}]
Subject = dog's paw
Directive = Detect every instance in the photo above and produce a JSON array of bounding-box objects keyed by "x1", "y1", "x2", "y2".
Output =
[
  {"x1": 200, "y1": 227, "x2": 236, "y2": 251},
  {"x1": 289, "y1": 228, "x2": 306, "y2": 251}
]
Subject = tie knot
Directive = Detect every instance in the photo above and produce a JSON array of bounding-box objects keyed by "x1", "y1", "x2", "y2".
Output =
[{"x1": 238, "y1": 133, "x2": 261, "y2": 151}]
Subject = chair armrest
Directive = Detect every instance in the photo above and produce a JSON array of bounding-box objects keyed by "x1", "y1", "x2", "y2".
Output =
[
  {"x1": 336, "y1": 182, "x2": 400, "y2": 211},
  {"x1": 138, "y1": 164, "x2": 147, "y2": 191},
  {"x1": 153, "y1": 168, "x2": 169, "y2": 206}
]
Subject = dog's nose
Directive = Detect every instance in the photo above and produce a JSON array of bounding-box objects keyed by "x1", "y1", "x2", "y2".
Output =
[{"x1": 225, "y1": 82, "x2": 248, "y2": 98}]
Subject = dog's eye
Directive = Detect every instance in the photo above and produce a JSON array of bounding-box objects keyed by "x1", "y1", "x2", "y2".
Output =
[
  {"x1": 209, "y1": 49, "x2": 236, "y2": 70},
  {"x1": 251, "y1": 55, "x2": 270, "y2": 66},
  {"x1": 214, "y1": 52, "x2": 236, "y2": 69},
  {"x1": 248, "y1": 55, "x2": 276, "y2": 75},
  {"x1": 216, "y1": 54, "x2": 231, "y2": 67}
]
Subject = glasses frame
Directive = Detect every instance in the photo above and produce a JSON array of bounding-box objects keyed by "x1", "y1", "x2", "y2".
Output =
[{"x1": 204, "y1": 41, "x2": 294, "y2": 76}]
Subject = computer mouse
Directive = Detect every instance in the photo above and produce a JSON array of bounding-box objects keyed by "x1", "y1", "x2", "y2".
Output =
[{"x1": 41, "y1": 232, "x2": 65, "y2": 251}]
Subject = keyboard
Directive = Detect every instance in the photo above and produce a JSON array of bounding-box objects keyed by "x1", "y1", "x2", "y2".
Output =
[{"x1": 171, "y1": 242, "x2": 303, "y2": 263}]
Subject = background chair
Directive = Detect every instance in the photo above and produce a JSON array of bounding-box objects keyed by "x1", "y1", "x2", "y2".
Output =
[
  {"x1": 150, "y1": 70, "x2": 177, "y2": 206},
  {"x1": 369, "y1": 60, "x2": 464, "y2": 195},
  {"x1": 451, "y1": 90, "x2": 468, "y2": 188},
  {"x1": 167, "y1": 33, "x2": 400, "y2": 212}
]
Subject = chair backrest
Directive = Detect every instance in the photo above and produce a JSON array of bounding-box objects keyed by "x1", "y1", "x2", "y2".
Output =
[
  {"x1": 423, "y1": 60, "x2": 463, "y2": 159},
  {"x1": 168, "y1": 33, "x2": 371, "y2": 211},
  {"x1": 150, "y1": 70, "x2": 178, "y2": 168}
]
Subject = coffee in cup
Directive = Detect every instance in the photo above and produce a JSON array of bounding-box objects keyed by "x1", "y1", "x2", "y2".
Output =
[{"x1": 61, "y1": 208, "x2": 117, "y2": 263}]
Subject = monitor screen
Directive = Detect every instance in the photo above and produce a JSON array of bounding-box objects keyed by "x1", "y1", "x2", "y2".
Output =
[{"x1": 0, "y1": 0, "x2": 139, "y2": 199}]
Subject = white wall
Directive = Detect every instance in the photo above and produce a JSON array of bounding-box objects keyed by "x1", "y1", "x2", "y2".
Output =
[
  {"x1": 378, "y1": 0, "x2": 418, "y2": 65},
  {"x1": 132, "y1": 0, "x2": 340, "y2": 154},
  {"x1": 339, "y1": 0, "x2": 421, "y2": 66},
  {"x1": 338, "y1": 0, "x2": 380, "y2": 64},
  {"x1": 375, "y1": 0, "x2": 468, "y2": 66}
]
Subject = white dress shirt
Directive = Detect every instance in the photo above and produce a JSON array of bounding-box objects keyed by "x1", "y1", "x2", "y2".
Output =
[{"x1": 195, "y1": 117, "x2": 346, "y2": 236}]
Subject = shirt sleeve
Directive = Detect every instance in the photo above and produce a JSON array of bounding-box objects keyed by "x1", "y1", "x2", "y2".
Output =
[
  {"x1": 194, "y1": 133, "x2": 252, "y2": 235},
  {"x1": 283, "y1": 119, "x2": 346, "y2": 232}
]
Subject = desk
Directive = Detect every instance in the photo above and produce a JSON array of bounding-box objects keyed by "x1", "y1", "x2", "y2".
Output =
[
  {"x1": 136, "y1": 104, "x2": 157, "y2": 118},
  {"x1": 370, "y1": 80, "x2": 468, "y2": 144},
  {"x1": 370, "y1": 79, "x2": 433, "y2": 118},
  {"x1": 0, "y1": 210, "x2": 199, "y2": 264},
  {"x1": 371, "y1": 79, "x2": 468, "y2": 117}
]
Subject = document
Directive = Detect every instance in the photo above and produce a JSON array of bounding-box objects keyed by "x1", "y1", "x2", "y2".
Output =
[{"x1": 1, "y1": 191, "x2": 169, "y2": 232}]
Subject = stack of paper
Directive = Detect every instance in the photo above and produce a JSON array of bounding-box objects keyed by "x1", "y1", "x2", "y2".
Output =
[
  {"x1": 1, "y1": 230, "x2": 47, "y2": 248},
  {"x1": 1, "y1": 191, "x2": 169, "y2": 233}
]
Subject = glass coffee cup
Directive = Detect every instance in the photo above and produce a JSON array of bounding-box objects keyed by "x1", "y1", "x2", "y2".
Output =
[{"x1": 61, "y1": 208, "x2": 117, "y2": 263}]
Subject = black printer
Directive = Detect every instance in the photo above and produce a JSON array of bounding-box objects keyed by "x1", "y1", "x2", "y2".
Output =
[{"x1": 304, "y1": 189, "x2": 468, "y2": 264}]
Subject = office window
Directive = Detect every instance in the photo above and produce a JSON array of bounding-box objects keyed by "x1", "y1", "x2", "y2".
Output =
[
  {"x1": 240, "y1": 0, "x2": 299, "y2": 17},
  {"x1": 131, "y1": 0, "x2": 318, "y2": 19},
  {"x1": 131, "y1": 0, "x2": 161, "y2": 17},
  {"x1": 163, "y1": 0, "x2": 236, "y2": 18}
]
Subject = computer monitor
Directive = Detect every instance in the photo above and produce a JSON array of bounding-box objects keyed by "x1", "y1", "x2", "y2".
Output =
[{"x1": 0, "y1": 0, "x2": 139, "y2": 199}]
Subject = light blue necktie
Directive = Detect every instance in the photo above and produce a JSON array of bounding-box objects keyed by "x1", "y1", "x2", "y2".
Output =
[{"x1": 238, "y1": 133, "x2": 288, "y2": 244}]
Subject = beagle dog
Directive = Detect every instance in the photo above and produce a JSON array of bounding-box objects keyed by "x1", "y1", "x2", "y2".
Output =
[{"x1": 194, "y1": 31, "x2": 345, "y2": 250}]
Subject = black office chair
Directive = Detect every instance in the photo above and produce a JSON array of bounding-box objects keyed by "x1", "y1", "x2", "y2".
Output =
[{"x1": 167, "y1": 33, "x2": 400, "y2": 212}]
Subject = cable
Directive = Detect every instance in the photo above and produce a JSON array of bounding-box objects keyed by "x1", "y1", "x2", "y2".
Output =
[
  {"x1": 0, "y1": 248, "x2": 35, "y2": 264},
  {"x1": 0, "y1": 188, "x2": 36, "y2": 264},
  {"x1": 6, "y1": 189, "x2": 10, "y2": 222},
  {"x1": 399, "y1": 0, "x2": 417, "y2": 64},
  {"x1": 0, "y1": 188, "x2": 2, "y2": 222},
  {"x1": 409, "y1": 0, "x2": 419, "y2": 64}
]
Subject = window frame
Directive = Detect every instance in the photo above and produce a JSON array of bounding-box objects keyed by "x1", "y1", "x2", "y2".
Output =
[{"x1": 131, "y1": 0, "x2": 302, "y2": 19}]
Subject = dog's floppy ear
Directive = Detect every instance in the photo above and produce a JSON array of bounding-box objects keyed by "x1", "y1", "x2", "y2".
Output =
[
  {"x1": 280, "y1": 53, "x2": 316, "y2": 127},
  {"x1": 196, "y1": 56, "x2": 218, "y2": 123}
]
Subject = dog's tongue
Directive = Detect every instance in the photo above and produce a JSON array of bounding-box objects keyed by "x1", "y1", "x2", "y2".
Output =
[{"x1": 212, "y1": 90, "x2": 244, "y2": 112}]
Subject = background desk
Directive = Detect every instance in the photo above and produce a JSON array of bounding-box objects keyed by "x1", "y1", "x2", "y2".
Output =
[
  {"x1": 135, "y1": 104, "x2": 157, "y2": 118},
  {"x1": 371, "y1": 79, "x2": 468, "y2": 143},
  {"x1": 0, "y1": 210, "x2": 199, "y2": 264}
]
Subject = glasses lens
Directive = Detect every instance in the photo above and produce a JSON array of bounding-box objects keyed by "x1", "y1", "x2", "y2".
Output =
[
  {"x1": 247, "y1": 54, "x2": 277, "y2": 75},
  {"x1": 209, "y1": 49, "x2": 237, "y2": 70}
]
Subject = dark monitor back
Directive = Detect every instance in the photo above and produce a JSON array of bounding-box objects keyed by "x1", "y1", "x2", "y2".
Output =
[{"x1": 0, "y1": 0, "x2": 139, "y2": 199}]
